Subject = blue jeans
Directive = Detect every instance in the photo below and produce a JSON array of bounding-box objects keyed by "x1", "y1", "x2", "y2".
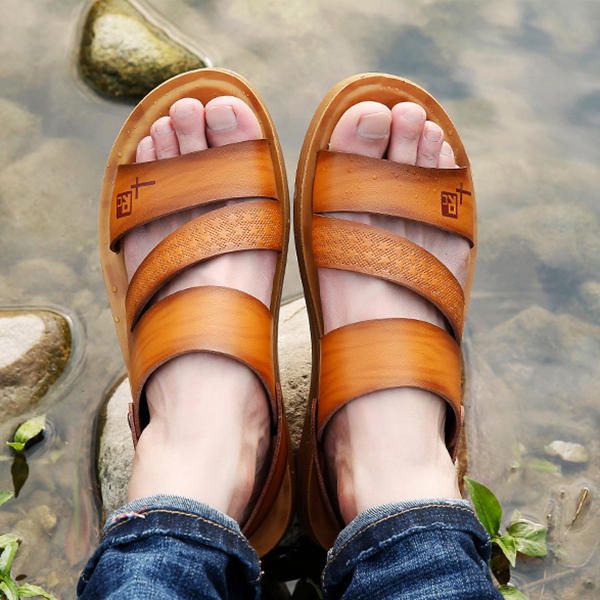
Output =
[{"x1": 78, "y1": 495, "x2": 502, "y2": 599}]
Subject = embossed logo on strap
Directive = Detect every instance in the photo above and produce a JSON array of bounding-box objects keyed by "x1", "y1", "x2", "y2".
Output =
[
  {"x1": 116, "y1": 177, "x2": 156, "y2": 219},
  {"x1": 441, "y1": 183, "x2": 471, "y2": 219}
]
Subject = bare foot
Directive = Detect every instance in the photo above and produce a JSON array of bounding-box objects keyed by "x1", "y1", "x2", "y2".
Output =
[
  {"x1": 125, "y1": 97, "x2": 275, "y2": 523},
  {"x1": 321, "y1": 101, "x2": 469, "y2": 523}
]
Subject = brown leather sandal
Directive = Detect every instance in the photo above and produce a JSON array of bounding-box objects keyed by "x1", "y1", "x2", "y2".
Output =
[
  {"x1": 99, "y1": 68, "x2": 292, "y2": 556},
  {"x1": 294, "y1": 73, "x2": 476, "y2": 549}
]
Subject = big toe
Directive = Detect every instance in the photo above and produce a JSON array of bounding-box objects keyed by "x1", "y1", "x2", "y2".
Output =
[
  {"x1": 205, "y1": 96, "x2": 262, "y2": 147},
  {"x1": 329, "y1": 101, "x2": 391, "y2": 158}
]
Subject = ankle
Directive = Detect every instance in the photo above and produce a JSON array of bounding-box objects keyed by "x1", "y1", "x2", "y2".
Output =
[
  {"x1": 333, "y1": 445, "x2": 461, "y2": 524},
  {"x1": 127, "y1": 354, "x2": 271, "y2": 522},
  {"x1": 324, "y1": 389, "x2": 461, "y2": 524}
]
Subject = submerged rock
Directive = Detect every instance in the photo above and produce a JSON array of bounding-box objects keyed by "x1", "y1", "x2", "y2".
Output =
[
  {"x1": 0, "y1": 98, "x2": 41, "y2": 166},
  {"x1": 545, "y1": 440, "x2": 589, "y2": 464},
  {"x1": 97, "y1": 296, "x2": 311, "y2": 514},
  {"x1": 0, "y1": 310, "x2": 71, "y2": 419},
  {"x1": 30, "y1": 504, "x2": 58, "y2": 534},
  {"x1": 579, "y1": 280, "x2": 600, "y2": 322},
  {"x1": 477, "y1": 305, "x2": 600, "y2": 414},
  {"x1": 79, "y1": 0, "x2": 207, "y2": 99},
  {"x1": 477, "y1": 203, "x2": 600, "y2": 301},
  {"x1": 0, "y1": 138, "x2": 99, "y2": 263}
]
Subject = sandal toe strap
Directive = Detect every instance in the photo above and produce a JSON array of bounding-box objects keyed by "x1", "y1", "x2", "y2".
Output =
[{"x1": 110, "y1": 139, "x2": 278, "y2": 250}]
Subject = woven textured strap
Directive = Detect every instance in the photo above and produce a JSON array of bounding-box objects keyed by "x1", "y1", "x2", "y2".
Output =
[
  {"x1": 317, "y1": 318, "x2": 462, "y2": 452},
  {"x1": 126, "y1": 199, "x2": 282, "y2": 329},
  {"x1": 128, "y1": 286, "x2": 275, "y2": 440},
  {"x1": 110, "y1": 139, "x2": 278, "y2": 250},
  {"x1": 313, "y1": 215, "x2": 465, "y2": 339},
  {"x1": 314, "y1": 150, "x2": 475, "y2": 245}
]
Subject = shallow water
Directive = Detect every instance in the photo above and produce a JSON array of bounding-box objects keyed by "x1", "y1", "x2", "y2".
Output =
[{"x1": 0, "y1": 0, "x2": 599, "y2": 597}]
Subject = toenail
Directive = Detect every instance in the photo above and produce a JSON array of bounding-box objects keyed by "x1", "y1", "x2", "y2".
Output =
[
  {"x1": 357, "y1": 111, "x2": 391, "y2": 140},
  {"x1": 139, "y1": 137, "x2": 153, "y2": 150},
  {"x1": 152, "y1": 119, "x2": 173, "y2": 136},
  {"x1": 172, "y1": 101, "x2": 196, "y2": 118},
  {"x1": 399, "y1": 104, "x2": 425, "y2": 123},
  {"x1": 424, "y1": 123, "x2": 443, "y2": 142},
  {"x1": 441, "y1": 143, "x2": 453, "y2": 156},
  {"x1": 206, "y1": 105, "x2": 237, "y2": 132}
]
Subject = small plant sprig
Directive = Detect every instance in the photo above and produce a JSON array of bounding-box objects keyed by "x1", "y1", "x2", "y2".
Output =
[
  {"x1": 6, "y1": 417, "x2": 46, "y2": 453},
  {"x1": 1, "y1": 416, "x2": 57, "y2": 600},
  {"x1": 464, "y1": 477, "x2": 548, "y2": 600}
]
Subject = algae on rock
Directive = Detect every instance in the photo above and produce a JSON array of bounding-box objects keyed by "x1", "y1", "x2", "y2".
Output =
[
  {"x1": 79, "y1": 0, "x2": 207, "y2": 99},
  {"x1": 0, "y1": 310, "x2": 71, "y2": 419}
]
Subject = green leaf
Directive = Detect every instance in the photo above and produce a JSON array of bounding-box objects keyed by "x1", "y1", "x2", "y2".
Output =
[
  {"x1": 524, "y1": 458, "x2": 560, "y2": 473},
  {"x1": 0, "y1": 535, "x2": 20, "y2": 550},
  {"x1": 6, "y1": 416, "x2": 46, "y2": 453},
  {"x1": 6, "y1": 442, "x2": 25, "y2": 452},
  {"x1": 0, "y1": 492, "x2": 14, "y2": 508},
  {"x1": 0, "y1": 542, "x2": 18, "y2": 576},
  {"x1": 17, "y1": 583, "x2": 59, "y2": 599},
  {"x1": 0, "y1": 578, "x2": 19, "y2": 600},
  {"x1": 498, "y1": 585, "x2": 529, "y2": 599},
  {"x1": 464, "y1": 477, "x2": 502, "y2": 536},
  {"x1": 507, "y1": 518, "x2": 548, "y2": 557},
  {"x1": 493, "y1": 534, "x2": 517, "y2": 567}
]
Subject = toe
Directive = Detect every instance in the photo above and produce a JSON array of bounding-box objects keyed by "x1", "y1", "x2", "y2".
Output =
[
  {"x1": 205, "y1": 96, "x2": 261, "y2": 147},
  {"x1": 438, "y1": 141, "x2": 457, "y2": 169},
  {"x1": 150, "y1": 116, "x2": 180, "y2": 159},
  {"x1": 329, "y1": 101, "x2": 391, "y2": 158},
  {"x1": 136, "y1": 136, "x2": 157, "y2": 163},
  {"x1": 169, "y1": 98, "x2": 208, "y2": 154},
  {"x1": 416, "y1": 121, "x2": 444, "y2": 168},
  {"x1": 388, "y1": 102, "x2": 426, "y2": 165}
]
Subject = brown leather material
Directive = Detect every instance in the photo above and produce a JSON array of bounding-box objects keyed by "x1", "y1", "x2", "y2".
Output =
[
  {"x1": 126, "y1": 200, "x2": 283, "y2": 329},
  {"x1": 109, "y1": 139, "x2": 278, "y2": 250},
  {"x1": 127, "y1": 402, "x2": 139, "y2": 441},
  {"x1": 243, "y1": 383, "x2": 289, "y2": 538},
  {"x1": 129, "y1": 285, "x2": 276, "y2": 434},
  {"x1": 312, "y1": 215, "x2": 465, "y2": 339},
  {"x1": 314, "y1": 150, "x2": 475, "y2": 246},
  {"x1": 294, "y1": 73, "x2": 477, "y2": 550},
  {"x1": 317, "y1": 318, "x2": 462, "y2": 449},
  {"x1": 99, "y1": 69, "x2": 293, "y2": 556}
]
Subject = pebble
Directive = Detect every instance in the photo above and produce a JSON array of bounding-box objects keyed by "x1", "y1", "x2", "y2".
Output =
[{"x1": 545, "y1": 440, "x2": 590, "y2": 464}]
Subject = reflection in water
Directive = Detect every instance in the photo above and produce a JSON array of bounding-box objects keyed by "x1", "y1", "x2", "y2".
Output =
[{"x1": 0, "y1": 0, "x2": 599, "y2": 597}]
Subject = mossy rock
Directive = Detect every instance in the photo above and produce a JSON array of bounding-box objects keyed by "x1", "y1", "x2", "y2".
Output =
[
  {"x1": 0, "y1": 309, "x2": 71, "y2": 419},
  {"x1": 79, "y1": 0, "x2": 207, "y2": 99}
]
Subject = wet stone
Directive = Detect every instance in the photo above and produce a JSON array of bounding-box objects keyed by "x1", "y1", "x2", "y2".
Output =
[
  {"x1": 0, "y1": 310, "x2": 71, "y2": 419},
  {"x1": 476, "y1": 305, "x2": 600, "y2": 415},
  {"x1": 0, "y1": 138, "x2": 99, "y2": 263},
  {"x1": 30, "y1": 504, "x2": 58, "y2": 534},
  {"x1": 477, "y1": 203, "x2": 600, "y2": 302},
  {"x1": 97, "y1": 297, "x2": 311, "y2": 514},
  {"x1": 79, "y1": 0, "x2": 207, "y2": 99},
  {"x1": 545, "y1": 440, "x2": 590, "y2": 464},
  {"x1": 0, "y1": 98, "x2": 41, "y2": 165},
  {"x1": 578, "y1": 280, "x2": 600, "y2": 321}
]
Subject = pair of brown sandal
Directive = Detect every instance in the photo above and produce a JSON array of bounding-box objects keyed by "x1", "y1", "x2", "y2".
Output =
[{"x1": 99, "y1": 69, "x2": 476, "y2": 556}]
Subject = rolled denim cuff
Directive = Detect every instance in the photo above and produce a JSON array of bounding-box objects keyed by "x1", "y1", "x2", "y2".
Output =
[
  {"x1": 323, "y1": 499, "x2": 492, "y2": 588},
  {"x1": 78, "y1": 494, "x2": 261, "y2": 594}
]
